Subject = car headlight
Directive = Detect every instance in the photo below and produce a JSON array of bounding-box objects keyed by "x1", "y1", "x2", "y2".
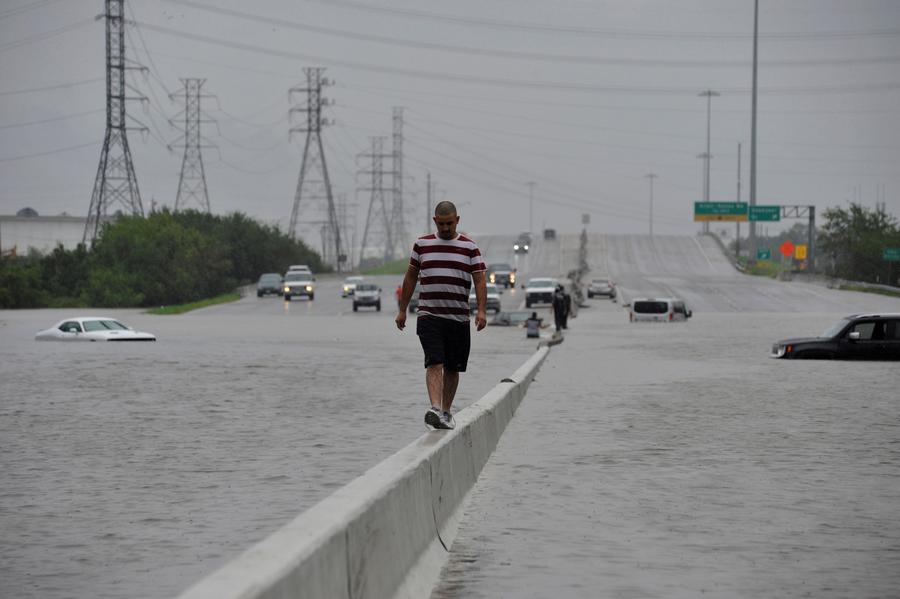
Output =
[
  {"x1": 514, "y1": 244, "x2": 519, "y2": 250},
  {"x1": 524, "y1": 244, "x2": 529, "y2": 250},
  {"x1": 510, "y1": 273, "x2": 516, "y2": 283},
  {"x1": 284, "y1": 286, "x2": 290, "y2": 292},
  {"x1": 306, "y1": 285, "x2": 313, "y2": 292},
  {"x1": 489, "y1": 273, "x2": 496, "y2": 283}
]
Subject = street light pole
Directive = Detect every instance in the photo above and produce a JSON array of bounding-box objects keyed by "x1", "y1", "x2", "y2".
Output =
[
  {"x1": 645, "y1": 173, "x2": 658, "y2": 237},
  {"x1": 749, "y1": 0, "x2": 760, "y2": 263},
  {"x1": 699, "y1": 90, "x2": 720, "y2": 235},
  {"x1": 526, "y1": 181, "x2": 536, "y2": 234}
]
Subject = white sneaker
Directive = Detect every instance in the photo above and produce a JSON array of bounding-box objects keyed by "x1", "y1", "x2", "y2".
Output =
[
  {"x1": 425, "y1": 407, "x2": 443, "y2": 429},
  {"x1": 441, "y1": 411, "x2": 456, "y2": 430}
]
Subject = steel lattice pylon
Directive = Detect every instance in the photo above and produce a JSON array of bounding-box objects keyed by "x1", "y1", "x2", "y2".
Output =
[
  {"x1": 359, "y1": 136, "x2": 395, "y2": 265},
  {"x1": 288, "y1": 67, "x2": 344, "y2": 271},
  {"x1": 84, "y1": 0, "x2": 144, "y2": 244},
  {"x1": 171, "y1": 78, "x2": 211, "y2": 213},
  {"x1": 390, "y1": 107, "x2": 407, "y2": 260}
]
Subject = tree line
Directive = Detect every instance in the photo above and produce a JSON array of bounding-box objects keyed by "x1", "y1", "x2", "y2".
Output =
[{"x1": 0, "y1": 209, "x2": 326, "y2": 309}]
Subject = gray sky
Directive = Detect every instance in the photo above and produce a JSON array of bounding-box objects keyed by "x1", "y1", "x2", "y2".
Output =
[{"x1": 1, "y1": 0, "x2": 898, "y2": 250}]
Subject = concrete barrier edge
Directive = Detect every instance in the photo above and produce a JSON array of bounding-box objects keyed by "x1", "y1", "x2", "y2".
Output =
[{"x1": 176, "y1": 346, "x2": 551, "y2": 599}]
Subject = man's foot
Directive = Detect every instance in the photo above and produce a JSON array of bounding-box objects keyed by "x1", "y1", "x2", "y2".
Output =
[
  {"x1": 425, "y1": 407, "x2": 443, "y2": 429},
  {"x1": 441, "y1": 410, "x2": 456, "y2": 430}
]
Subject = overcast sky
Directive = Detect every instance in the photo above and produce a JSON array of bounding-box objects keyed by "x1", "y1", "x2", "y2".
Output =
[{"x1": 1, "y1": 0, "x2": 898, "y2": 251}]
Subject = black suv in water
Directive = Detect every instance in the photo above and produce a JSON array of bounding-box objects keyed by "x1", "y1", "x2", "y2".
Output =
[{"x1": 771, "y1": 313, "x2": 900, "y2": 360}]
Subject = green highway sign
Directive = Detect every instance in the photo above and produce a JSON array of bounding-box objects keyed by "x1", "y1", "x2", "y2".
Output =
[
  {"x1": 694, "y1": 202, "x2": 748, "y2": 222},
  {"x1": 757, "y1": 248, "x2": 772, "y2": 260},
  {"x1": 749, "y1": 205, "x2": 781, "y2": 222},
  {"x1": 884, "y1": 248, "x2": 900, "y2": 262}
]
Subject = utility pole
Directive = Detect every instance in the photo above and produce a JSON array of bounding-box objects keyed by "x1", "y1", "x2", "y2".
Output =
[
  {"x1": 749, "y1": 0, "x2": 760, "y2": 263},
  {"x1": 84, "y1": 0, "x2": 147, "y2": 244},
  {"x1": 526, "y1": 181, "x2": 536, "y2": 234},
  {"x1": 645, "y1": 173, "x2": 658, "y2": 237},
  {"x1": 358, "y1": 136, "x2": 394, "y2": 266},
  {"x1": 426, "y1": 171, "x2": 432, "y2": 234},
  {"x1": 170, "y1": 78, "x2": 215, "y2": 213},
  {"x1": 698, "y1": 90, "x2": 720, "y2": 235},
  {"x1": 736, "y1": 142, "x2": 742, "y2": 259},
  {"x1": 288, "y1": 67, "x2": 344, "y2": 272},
  {"x1": 391, "y1": 107, "x2": 407, "y2": 260}
]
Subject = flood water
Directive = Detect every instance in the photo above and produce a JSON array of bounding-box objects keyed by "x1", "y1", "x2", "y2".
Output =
[{"x1": 0, "y1": 283, "x2": 535, "y2": 599}]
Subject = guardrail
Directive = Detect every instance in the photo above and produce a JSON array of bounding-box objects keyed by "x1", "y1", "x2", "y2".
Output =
[{"x1": 176, "y1": 346, "x2": 551, "y2": 599}]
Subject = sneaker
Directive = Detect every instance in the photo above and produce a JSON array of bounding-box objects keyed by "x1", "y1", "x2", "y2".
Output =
[
  {"x1": 425, "y1": 407, "x2": 443, "y2": 429},
  {"x1": 441, "y1": 411, "x2": 456, "y2": 430}
]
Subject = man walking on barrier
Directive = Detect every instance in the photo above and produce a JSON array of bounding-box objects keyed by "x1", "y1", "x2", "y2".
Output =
[{"x1": 395, "y1": 201, "x2": 487, "y2": 430}]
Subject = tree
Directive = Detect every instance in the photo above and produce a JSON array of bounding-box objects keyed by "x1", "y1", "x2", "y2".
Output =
[{"x1": 819, "y1": 203, "x2": 900, "y2": 283}]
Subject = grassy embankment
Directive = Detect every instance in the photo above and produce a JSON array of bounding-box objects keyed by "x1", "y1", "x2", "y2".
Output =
[
  {"x1": 737, "y1": 257, "x2": 782, "y2": 278},
  {"x1": 838, "y1": 284, "x2": 900, "y2": 299},
  {"x1": 362, "y1": 259, "x2": 409, "y2": 276},
  {"x1": 146, "y1": 292, "x2": 241, "y2": 315}
]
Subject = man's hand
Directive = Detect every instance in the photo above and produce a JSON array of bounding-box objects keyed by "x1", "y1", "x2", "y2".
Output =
[
  {"x1": 475, "y1": 309, "x2": 487, "y2": 331},
  {"x1": 395, "y1": 310, "x2": 407, "y2": 331}
]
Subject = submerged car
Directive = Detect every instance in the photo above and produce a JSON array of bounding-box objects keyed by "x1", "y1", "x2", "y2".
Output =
[
  {"x1": 525, "y1": 277, "x2": 557, "y2": 308},
  {"x1": 587, "y1": 277, "x2": 616, "y2": 299},
  {"x1": 771, "y1": 313, "x2": 900, "y2": 360},
  {"x1": 628, "y1": 298, "x2": 691, "y2": 322},
  {"x1": 256, "y1": 272, "x2": 283, "y2": 297},
  {"x1": 469, "y1": 283, "x2": 502, "y2": 314},
  {"x1": 283, "y1": 271, "x2": 315, "y2": 301},
  {"x1": 353, "y1": 283, "x2": 382, "y2": 311},
  {"x1": 342, "y1": 276, "x2": 364, "y2": 297},
  {"x1": 35, "y1": 317, "x2": 156, "y2": 342}
]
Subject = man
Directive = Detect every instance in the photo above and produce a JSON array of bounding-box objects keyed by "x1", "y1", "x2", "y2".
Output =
[
  {"x1": 552, "y1": 285, "x2": 566, "y2": 332},
  {"x1": 525, "y1": 311, "x2": 544, "y2": 339},
  {"x1": 395, "y1": 201, "x2": 487, "y2": 430},
  {"x1": 562, "y1": 286, "x2": 572, "y2": 330}
]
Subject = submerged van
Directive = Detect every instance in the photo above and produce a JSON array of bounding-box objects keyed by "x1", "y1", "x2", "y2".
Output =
[{"x1": 629, "y1": 298, "x2": 692, "y2": 322}]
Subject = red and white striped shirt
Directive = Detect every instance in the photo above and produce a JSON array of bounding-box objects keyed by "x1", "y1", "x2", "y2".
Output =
[{"x1": 410, "y1": 233, "x2": 486, "y2": 322}]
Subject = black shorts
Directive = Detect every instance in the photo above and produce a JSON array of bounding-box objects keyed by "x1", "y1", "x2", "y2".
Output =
[{"x1": 416, "y1": 315, "x2": 471, "y2": 372}]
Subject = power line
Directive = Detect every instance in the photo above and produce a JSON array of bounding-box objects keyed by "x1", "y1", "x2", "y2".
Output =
[
  {"x1": 0, "y1": 0, "x2": 65, "y2": 20},
  {"x1": 301, "y1": 0, "x2": 900, "y2": 41},
  {"x1": 0, "y1": 140, "x2": 98, "y2": 163},
  {"x1": 0, "y1": 77, "x2": 103, "y2": 97},
  {"x1": 135, "y1": 23, "x2": 900, "y2": 96},
  {"x1": 0, "y1": 108, "x2": 103, "y2": 130},
  {"x1": 162, "y1": 0, "x2": 900, "y2": 69},
  {"x1": 0, "y1": 17, "x2": 94, "y2": 54}
]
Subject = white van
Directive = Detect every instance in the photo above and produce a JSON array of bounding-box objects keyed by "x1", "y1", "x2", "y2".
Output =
[{"x1": 629, "y1": 298, "x2": 692, "y2": 322}]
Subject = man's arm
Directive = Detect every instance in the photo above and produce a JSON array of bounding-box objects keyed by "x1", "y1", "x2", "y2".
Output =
[
  {"x1": 395, "y1": 264, "x2": 419, "y2": 330},
  {"x1": 472, "y1": 270, "x2": 487, "y2": 331}
]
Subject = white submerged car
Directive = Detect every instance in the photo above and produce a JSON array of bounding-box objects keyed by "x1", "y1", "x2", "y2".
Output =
[{"x1": 35, "y1": 317, "x2": 156, "y2": 342}]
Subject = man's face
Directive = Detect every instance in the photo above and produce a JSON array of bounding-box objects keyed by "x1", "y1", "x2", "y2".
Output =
[{"x1": 433, "y1": 213, "x2": 459, "y2": 240}]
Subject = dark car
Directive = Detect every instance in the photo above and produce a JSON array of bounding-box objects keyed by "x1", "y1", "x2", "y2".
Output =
[
  {"x1": 771, "y1": 313, "x2": 900, "y2": 360},
  {"x1": 513, "y1": 232, "x2": 531, "y2": 254},
  {"x1": 487, "y1": 262, "x2": 516, "y2": 288},
  {"x1": 256, "y1": 273, "x2": 283, "y2": 297}
]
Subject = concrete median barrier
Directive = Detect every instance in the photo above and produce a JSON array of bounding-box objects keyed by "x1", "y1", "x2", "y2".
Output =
[{"x1": 177, "y1": 346, "x2": 550, "y2": 599}]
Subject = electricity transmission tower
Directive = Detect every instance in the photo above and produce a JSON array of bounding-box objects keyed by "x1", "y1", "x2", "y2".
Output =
[
  {"x1": 390, "y1": 107, "x2": 408, "y2": 259},
  {"x1": 84, "y1": 0, "x2": 147, "y2": 244},
  {"x1": 288, "y1": 67, "x2": 344, "y2": 271},
  {"x1": 358, "y1": 136, "x2": 395, "y2": 266},
  {"x1": 170, "y1": 78, "x2": 215, "y2": 212}
]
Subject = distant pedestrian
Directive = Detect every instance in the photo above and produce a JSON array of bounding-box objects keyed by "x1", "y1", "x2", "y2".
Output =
[
  {"x1": 552, "y1": 285, "x2": 566, "y2": 332},
  {"x1": 525, "y1": 311, "x2": 545, "y2": 338},
  {"x1": 395, "y1": 201, "x2": 487, "y2": 430},
  {"x1": 562, "y1": 287, "x2": 572, "y2": 329}
]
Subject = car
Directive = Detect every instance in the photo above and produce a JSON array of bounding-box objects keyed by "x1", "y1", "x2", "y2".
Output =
[
  {"x1": 287, "y1": 264, "x2": 312, "y2": 274},
  {"x1": 256, "y1": 272, "x2": 283, "y2": 297},
  {"x1": 587, "y1": 277, "x2": 616, "y2": 299},
  {"x1": 543, "y1": 228, "x2": 556, "y2": 240},
  {"x1": 283, "y1": 270, "x2": 315, "y2": 301},
  {"x1": 342, "y1": 276, "x2": 364, "y2": 297},
  {"x1": 771, "y1": 313, "x2": 900, "y2": 360},
  {"x1": 525, "y1": 277, "x2": 558, "y2": 308},
  {"x1": 489, "y1": 310, "x2": 533, "y2": 327},
  {"x1": 35, "y1": 317, "x2": 156, "y2": 342},
  {"x1": 353, "y1": 283, "x2": 382, "y2": 311},
  {"x1": 487, "y1": 262, "x2": 516, "y2": 288},
  {"x1": 408, "y1": 283, "x2": 421, "y2": 313},
  {"x1": 469, "y1": 283, "x2": 502, "y2": 314},
  {"x1": 628, "y1": 298, "x2": 691, "y2": 322},
  {"x1": 513, "y1": 233, "x2": 531, "y2": 254}
]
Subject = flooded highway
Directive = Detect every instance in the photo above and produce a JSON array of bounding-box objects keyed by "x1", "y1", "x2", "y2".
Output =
[{"x1": 2, "y1": 234, "x2": 899, "y2": 598}]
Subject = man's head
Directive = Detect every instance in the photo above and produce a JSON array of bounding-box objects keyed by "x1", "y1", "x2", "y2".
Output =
[
  {"x1": 531, "y1": 312, "x2": 538, "y2": 319},
  {"x1": 433, "y1": 201, "x2": 459, "y2": 240}
]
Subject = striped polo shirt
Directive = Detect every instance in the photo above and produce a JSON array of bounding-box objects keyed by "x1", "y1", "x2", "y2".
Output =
[{"x1": 410, "y1": 233, "x2": 486, "y2": 322}]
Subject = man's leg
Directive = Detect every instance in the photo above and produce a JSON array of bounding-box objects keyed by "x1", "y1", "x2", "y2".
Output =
[
  {"x1": 441, "y1": 369, "x2": 459, "y2": 411},
  {"x1": 426, "y1": 364, "x2": 443, "y2": 409}
]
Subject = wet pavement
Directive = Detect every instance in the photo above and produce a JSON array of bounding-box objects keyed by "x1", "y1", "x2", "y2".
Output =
[{"x1": 432, "y1": 300, "x2": 900, "y2": 598}]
